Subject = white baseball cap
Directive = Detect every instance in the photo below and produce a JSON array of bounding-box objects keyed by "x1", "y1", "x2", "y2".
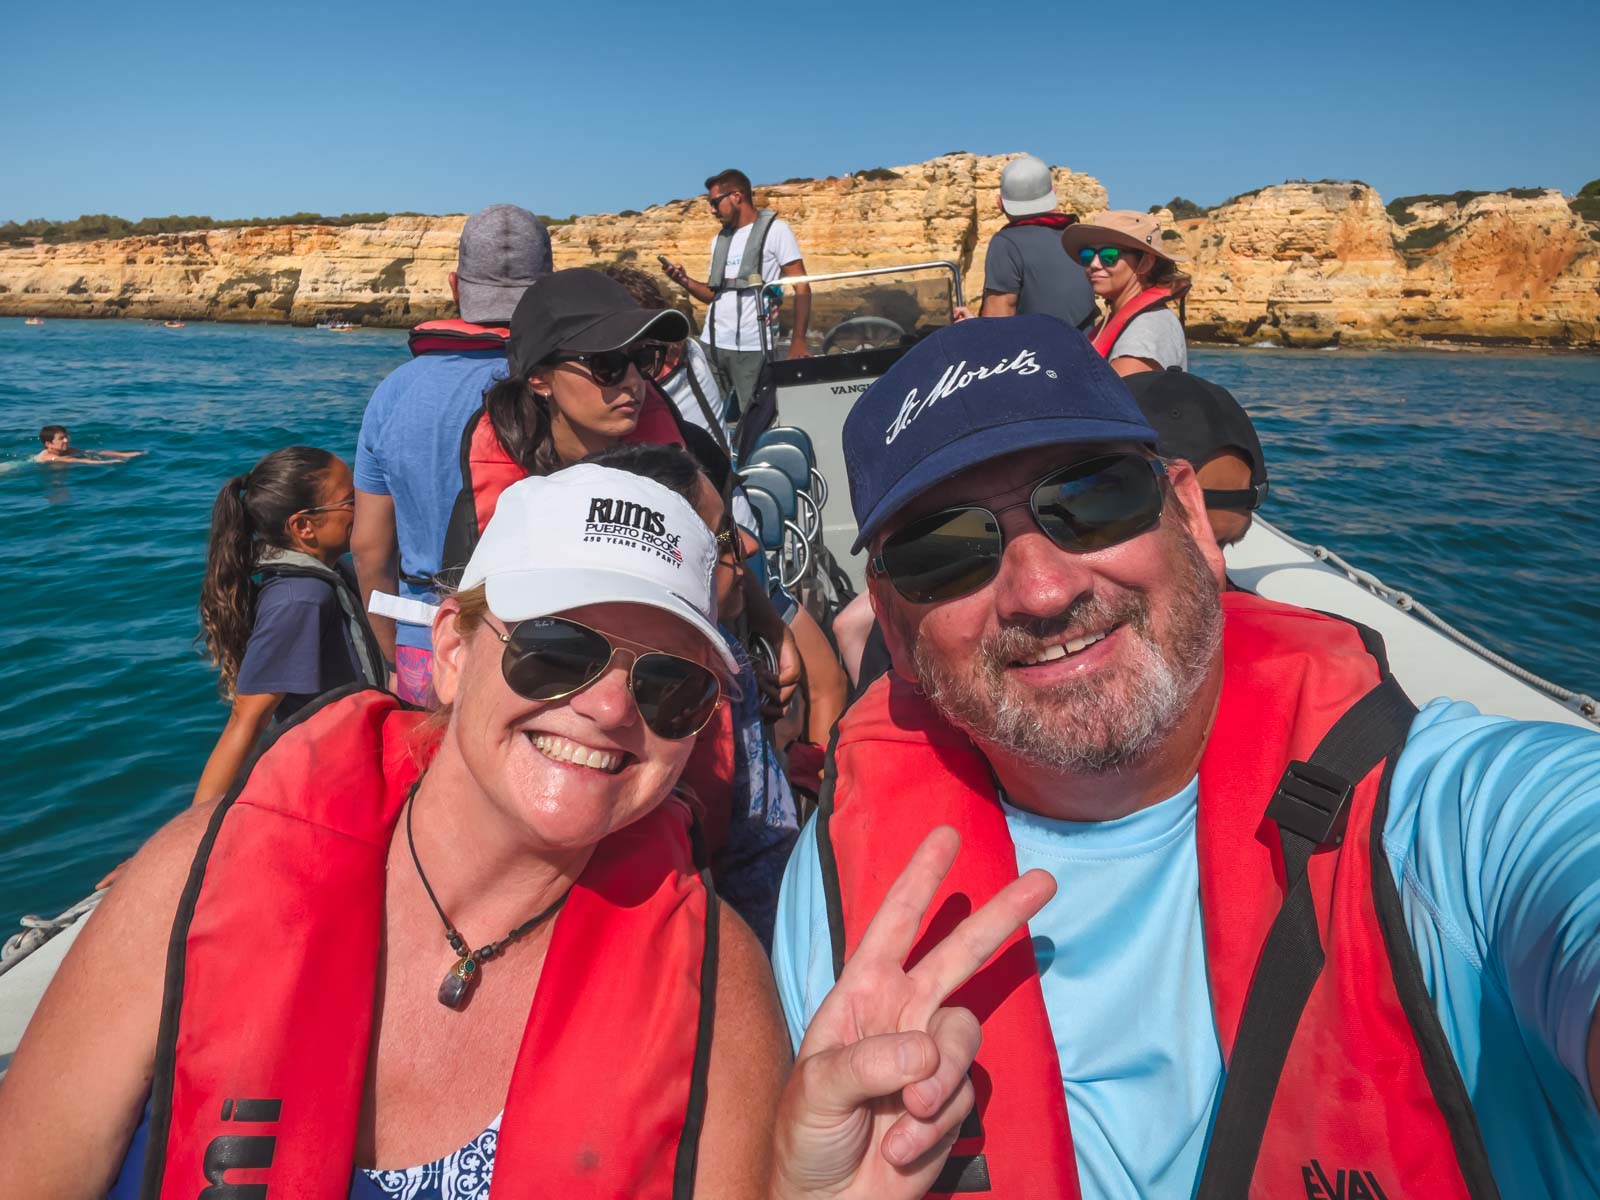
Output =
[
  {"x1": 1000, "y1": 154, "x2": 1059, "y2": 218},
  {"x1": 458, "y1": 464, "x2": 738, "y2": 676}
]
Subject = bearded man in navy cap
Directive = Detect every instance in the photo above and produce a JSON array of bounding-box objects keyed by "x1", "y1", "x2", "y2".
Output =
[{"x1": 768, "y1": 315, "x2": 1600, "y2": 1199}]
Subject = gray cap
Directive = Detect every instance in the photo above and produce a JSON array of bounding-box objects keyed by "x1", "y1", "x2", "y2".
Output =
[
  {"x1": 456, "y1": 205, "x2": 553, "y2": 324},
  {"x1": 999, "y1": 155, "x2": 1058, "y2": 218}
]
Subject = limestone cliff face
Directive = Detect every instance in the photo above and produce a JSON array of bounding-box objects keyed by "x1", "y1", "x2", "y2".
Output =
[
  {"x1": 0, "y1": 216, "x2": 466, "y2": 325},
  {"x1": 1171, "y1": 183, "x2": 1600, "y2": 346},
  {"x1": 545, "y1": 153, "x2": 1106, "y2": 303},
  {"x1": 2, "y1": 154, "x2": 1596, "y2": 347}
]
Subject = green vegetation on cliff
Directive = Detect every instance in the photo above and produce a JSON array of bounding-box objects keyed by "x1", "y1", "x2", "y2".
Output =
[
  {"x1": 0, "y1": 211, "x2": 417, "y2": 247},
  {"x1": 1570, "y1": 180, "x2": 1600, "y2": 224}
]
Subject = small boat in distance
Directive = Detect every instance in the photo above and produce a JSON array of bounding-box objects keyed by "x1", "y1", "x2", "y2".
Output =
[
  {"x1": 163, "y1": 321, "x2": 186, "y2": 329},
  {"x1": 316, "y1": 319, "x2": 360, "y2": 332},
  {"x1": 23, "y1": 317, "x2": 44, "y2": 326}
]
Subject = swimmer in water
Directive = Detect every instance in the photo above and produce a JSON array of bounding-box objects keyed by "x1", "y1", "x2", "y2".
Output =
[{"x1": 33, "y1": 424, "x2": 145, "y2": 464}]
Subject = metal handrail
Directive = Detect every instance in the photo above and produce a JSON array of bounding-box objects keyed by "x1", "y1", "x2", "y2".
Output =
[{"x1": 762, "y1": 260, "x2": 966, "y2": 306}]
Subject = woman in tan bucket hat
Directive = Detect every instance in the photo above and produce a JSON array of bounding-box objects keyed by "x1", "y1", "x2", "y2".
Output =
[{"x1": 1062, "y1": 210, "x2": 1191, "y2": 376}]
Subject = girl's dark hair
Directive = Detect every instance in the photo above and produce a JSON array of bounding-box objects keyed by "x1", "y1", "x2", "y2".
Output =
[
  {"x1": 485, "y1": 374, "x2": 561, "y2": 476},
  {"x1": 580, "y1": 442, "x2": 704, "y2": 507},
  {"x1": 200, "y1": 445, "x2": 337, "y2": 697}
]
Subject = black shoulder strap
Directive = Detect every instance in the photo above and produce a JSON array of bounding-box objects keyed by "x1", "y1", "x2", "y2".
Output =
[
  {"x1": 672, "y1": 823, "x2": 720, "y2": 1200},
  {"x1": 1195, "y1": 674, "x2": 1417, "y2": 1199},
  {"x1": 437, "y1": 403, "x2": 490, "y2": 587},
  {"x1": 679, "y1": 351, "x2": 731, "y2": 456}
]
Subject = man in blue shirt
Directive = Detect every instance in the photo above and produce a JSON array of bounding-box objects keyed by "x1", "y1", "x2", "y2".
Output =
[
  {"x1": 352, "y1": 205, "x2": 551, "y2": 703},
  {"x1": 769, "y1": 316, "x2": 1600, "y2": 1198}
]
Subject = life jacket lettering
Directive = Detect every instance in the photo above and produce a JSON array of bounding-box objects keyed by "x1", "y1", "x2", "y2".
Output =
[
  {"x1": 1301, "y1": 1158, "x2": 1391, "y2": 1200},
  {"x1": 198, "y1": 1098, "x2": 280, "y2": 1199}
]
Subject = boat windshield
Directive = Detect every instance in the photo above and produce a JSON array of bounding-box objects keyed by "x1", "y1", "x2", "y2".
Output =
[{"x1": 759, "y1": 262, "x2": 962, "y2": 359}]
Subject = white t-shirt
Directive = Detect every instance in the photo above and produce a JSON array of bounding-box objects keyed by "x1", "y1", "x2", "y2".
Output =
[
  {"x1": 660, "y1": 340, "x2": 729, "y2": 443},
  {"x1": 700, "y1": 217, "x2": 803, "y2": 352},
  {"x1": 1112, "y1": 309, "x2": 1188, "y2": 370}
]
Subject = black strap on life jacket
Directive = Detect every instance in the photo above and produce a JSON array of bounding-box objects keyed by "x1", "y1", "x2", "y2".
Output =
[
  {"x1": 675, "y1": 349, "x2": 731, "y2": 457},
  {"x1": 1195, "y1": 673, "x2": 1417, "y2": 1198},
  {"x1": 256, "y1": 561, "x2": 388, "y2": 692}
]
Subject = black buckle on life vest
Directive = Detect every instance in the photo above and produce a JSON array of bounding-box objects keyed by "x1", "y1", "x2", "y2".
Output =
[{"x1": 1267, "y1": 759, "x2": 1354, "y2": 848}]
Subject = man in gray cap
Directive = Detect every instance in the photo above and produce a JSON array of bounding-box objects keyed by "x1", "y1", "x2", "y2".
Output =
[
  {"x1": 352, "y1": 204, "x2": 552, "y2": 703},
  {"x1": 978, "y1": 154, "x2": 1095, "y2": 331}
]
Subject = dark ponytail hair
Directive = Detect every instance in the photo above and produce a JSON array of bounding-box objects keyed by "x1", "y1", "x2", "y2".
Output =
[
  {"x1": 485, "y1": 374, "x2": 562, "y2": 476},
  {"x1": 199, "y1": 445, "x2": 337, "y2": 697}
]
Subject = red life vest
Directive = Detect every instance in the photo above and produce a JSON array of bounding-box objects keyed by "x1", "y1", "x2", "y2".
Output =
[
  {"x1": 1006, "y1": 213, "x2": 1078, "y2": 231},
  {"x1": 817, "y1": 594, "x2": 1494, "y2": 1199},
  {"x1": 407, "y1": 318, "x2": 511, "y2": 357},
  {"x1": 1090, "y1": 284, "x2": 1186, "y2": 359},
  {"x1": 140, "y1": 688, "x2": 715, "y2": 1200}
]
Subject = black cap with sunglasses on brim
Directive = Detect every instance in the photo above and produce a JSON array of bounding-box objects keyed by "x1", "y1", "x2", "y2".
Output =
[
  {"x1": 1123, "y1": 367, "x2": 1269, "y2": 513},
  {"x1": 508, "y1": 268, "x2": 692, "y2": 381}
]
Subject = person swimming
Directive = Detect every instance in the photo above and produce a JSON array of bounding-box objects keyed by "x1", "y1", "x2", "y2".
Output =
[{"x1": 33, "y1": 424, "x2": 144, "y2": 465}]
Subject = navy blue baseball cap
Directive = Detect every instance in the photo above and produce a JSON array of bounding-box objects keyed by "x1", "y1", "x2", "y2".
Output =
[{"x1": 844, "y1": 314, "x2": 1158, "y2": 551}]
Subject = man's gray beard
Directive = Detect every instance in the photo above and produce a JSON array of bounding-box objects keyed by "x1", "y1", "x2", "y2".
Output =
[{"x1": 912, "y1": 525, "x2": 1222, "y2": 774}]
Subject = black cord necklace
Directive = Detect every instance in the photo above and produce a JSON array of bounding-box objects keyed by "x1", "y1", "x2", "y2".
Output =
[{"x1": 404, "y1": 779, "x2": 571, "y2": 1010}]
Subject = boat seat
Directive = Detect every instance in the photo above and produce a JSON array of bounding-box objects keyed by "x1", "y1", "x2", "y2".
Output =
[
  {"x1": 753, "y1": 427, "x2": 827, "y2": 507},
  {"x1": 755, "y1": 425, "x2": 817, "y2": 467},
  {"x1": 743, "y1": 443, "x2": 824, "y2": 538},
  {"x1": 741, "y1": 480, "x2": 812, "y2": 590}
]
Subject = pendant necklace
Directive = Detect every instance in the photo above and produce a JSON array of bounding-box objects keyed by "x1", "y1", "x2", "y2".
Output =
[{"x1": 404, "y1": 779, "x2": 571, "y2": 1010}]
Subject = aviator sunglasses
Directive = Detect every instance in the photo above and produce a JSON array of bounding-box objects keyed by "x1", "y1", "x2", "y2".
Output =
[
  {"x1": 871, "y1": 453, "x2": 1169, "y2": 604},
  {"x1": 548, "y1": 343, "x2": 670, "y2": 387},
  {"x1": 1077, "y1": 246, "x2": 1133, "y2": 268},
  {"x1": 490, "y1": 614, "x2": 721, "y2": 741}
]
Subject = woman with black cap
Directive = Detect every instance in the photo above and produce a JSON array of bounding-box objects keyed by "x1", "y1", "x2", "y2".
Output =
[{"x1": 482, "y1": 267, "x2": 691, "y2": 474}]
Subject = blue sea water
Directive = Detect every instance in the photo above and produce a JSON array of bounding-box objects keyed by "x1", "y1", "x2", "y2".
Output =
[{"x1": 0, "y1": 319, "x2": 1597, "y2": 925}]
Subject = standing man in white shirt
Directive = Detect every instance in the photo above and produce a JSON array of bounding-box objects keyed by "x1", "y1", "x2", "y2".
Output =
[{"x1": 664, "y1": 168, "x2": 811, "y2": 420}]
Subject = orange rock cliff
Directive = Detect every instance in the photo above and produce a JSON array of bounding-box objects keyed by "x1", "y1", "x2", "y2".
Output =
[{"x1": 1, "y1": 154, "x2": 1595, "y2": 347}]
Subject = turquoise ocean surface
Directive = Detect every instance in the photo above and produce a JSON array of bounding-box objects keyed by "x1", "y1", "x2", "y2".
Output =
[{"x1": 1, "y1": 318, "x2": 1597, "y2": 924}]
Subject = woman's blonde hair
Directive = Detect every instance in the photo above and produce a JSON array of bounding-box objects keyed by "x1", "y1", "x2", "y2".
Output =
[{"x1": 418, "y1": 584, "x2": 491, "y2": 733}]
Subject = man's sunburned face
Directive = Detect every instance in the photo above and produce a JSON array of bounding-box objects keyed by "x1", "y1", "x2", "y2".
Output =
[
  {"x1": 872, "y1": 443, "x2": 1225, "y2": 774},
  {"x1": 47, "y1": 432, "x2": 70, "y2": 454}
]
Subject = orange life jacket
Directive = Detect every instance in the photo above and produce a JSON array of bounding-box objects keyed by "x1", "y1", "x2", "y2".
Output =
[
  {"x1": 1091, "y1": 285, "x2": 1187, "y2": 359},
  {"x1": 138, "y1": 688, "x2": 716, "y2": 1199},
  {"x1": 817, "y1": 594, "x2": 1495, "y2": 1199}
]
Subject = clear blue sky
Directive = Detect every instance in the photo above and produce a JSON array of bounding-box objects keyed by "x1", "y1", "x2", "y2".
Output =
[{"x1": 4, "y1": 0, "x2": 1596, "y2": 224}]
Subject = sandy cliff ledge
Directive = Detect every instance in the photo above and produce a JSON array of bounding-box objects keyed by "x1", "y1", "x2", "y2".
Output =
[{"x1": 1, "y1": 154, "x2": 1595, "y2": 347}]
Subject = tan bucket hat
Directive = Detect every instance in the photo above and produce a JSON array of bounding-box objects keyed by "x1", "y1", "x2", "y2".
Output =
[{"x1": 1061, "y1": 210, "x2": 1185, "y2": 265}]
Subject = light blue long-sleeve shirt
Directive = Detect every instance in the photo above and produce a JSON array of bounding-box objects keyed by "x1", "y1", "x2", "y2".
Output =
[{"x1": 772, "y1": 699, "x2": 1600, "y2": 1198}]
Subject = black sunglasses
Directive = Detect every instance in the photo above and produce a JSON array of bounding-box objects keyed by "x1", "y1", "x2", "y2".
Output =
[
  {"x1": 548, "y1": 343, "x2": 670, "y2": 387},
  {"x1": 490, "y1": 615, "x2": 721, "y2": 741},
  {"x1": 871, "y1": 453, "x2": 1169, "y2": 604}
]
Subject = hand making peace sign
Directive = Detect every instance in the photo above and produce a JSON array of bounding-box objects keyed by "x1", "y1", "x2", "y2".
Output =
[{"x1": 769, "y1": 827, "x2": 1056, "y2": 1200}]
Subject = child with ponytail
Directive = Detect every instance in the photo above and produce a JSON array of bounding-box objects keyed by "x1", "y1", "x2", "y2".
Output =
[{"x1": 193, "y1": 445, "x2": 383, "y2": 807}]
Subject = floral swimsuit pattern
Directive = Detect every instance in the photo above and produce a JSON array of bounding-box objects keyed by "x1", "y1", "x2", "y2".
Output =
[{"x1": 363, "y1": 1111, "x2": 500, "y2": 1200}]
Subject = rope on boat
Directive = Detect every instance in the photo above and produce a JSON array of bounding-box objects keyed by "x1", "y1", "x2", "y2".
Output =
[
  {"x1": 1274, "y1": 529, "x2": 1600, "y2": 726},
  {"x1": 0, "y1": 891, "x2": 106, "y2": 978}
]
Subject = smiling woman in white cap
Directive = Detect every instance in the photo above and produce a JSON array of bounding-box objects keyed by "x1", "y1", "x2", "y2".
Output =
[
  {"x1": 1062, "y1": 210, "x2": 1191, "y2": 376},
  {"x1": 0, "y1": 463, "x2": 792, "y2": 1199}
]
